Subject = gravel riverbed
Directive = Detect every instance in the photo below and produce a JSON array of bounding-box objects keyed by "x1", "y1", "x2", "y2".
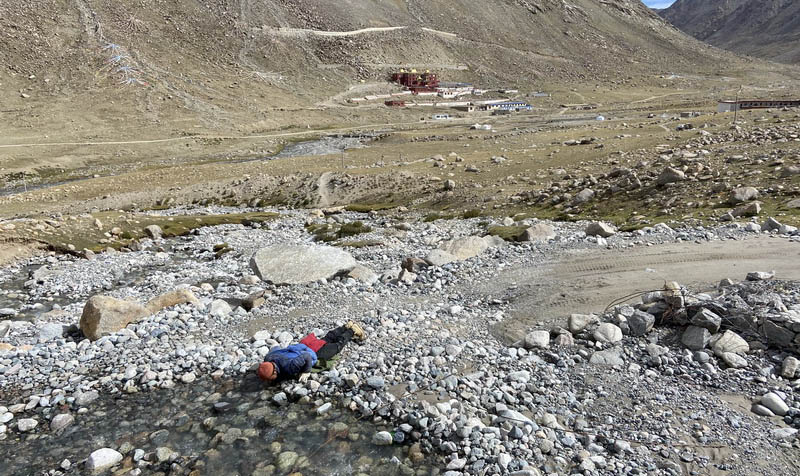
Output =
[{"x1": 1, "y1": 206, "x2": 799, "y2": 475}]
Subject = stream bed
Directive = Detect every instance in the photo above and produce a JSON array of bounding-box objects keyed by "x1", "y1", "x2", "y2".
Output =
[{"x1": 2, "y1": 374, "x2": 427, "y2": 475}]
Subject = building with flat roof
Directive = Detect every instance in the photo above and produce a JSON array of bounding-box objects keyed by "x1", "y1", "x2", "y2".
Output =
[
  {"x1": 718, "y1": 99, "x2": 800, "y2": 112},
  {"x1": 480, "y1": 101, "x2": 532, "y2": 112}
]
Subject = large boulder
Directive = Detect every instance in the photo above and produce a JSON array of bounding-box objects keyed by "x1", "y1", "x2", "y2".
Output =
[
  {"x1": 690, "y1": 308, "x2": 722, "y2": 333},
  {"x1": 585, "y1": 222, "x2": 616, "y2": 238},
  {"x1": 347, "y1": 265, "x2": 379, "y2": 285},
  {"x1": 80, "y1": 296, "x2": 149, "y2": 341},
  {"x1": 424, "y1": 249, "x2": 458, "y2": 267},
  {"x1": 593, "y1": 323, "x2": 623, "y2": 343},
  {"x1": 250, "y1": 245, "x2": 357, "y2": 285},
  {"x1": 729, "y1": 186, "x2": 759, "y2": 204},
  {"x1": 438, "y1": 235, "x2": 505, "y2": 261},
  {"x1": 681, "y1": 326, "x2": 711, "y2": 351},
  {"x1": 656, "y1": 167, "x2": 685, "y2": 186},
  {"x1": 519, "y1": 224, "x2": 556, "y2": 243},
  {"x1": 711, "y1": 330, "x2": 749, "y2": 357},
  {"x1": 628, "y1": 311, "x2": 655, "y2": 337},
  {"x1": 144, "y1": 225, "x2": 163, "y2": 240},
  {"x1": 145, "y1": 289, "x2": 201, "y2": 314}
]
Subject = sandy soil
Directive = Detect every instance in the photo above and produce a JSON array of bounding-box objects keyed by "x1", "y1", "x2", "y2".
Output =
[{"x1": 491, "y1": 236, "x2": 800, "y2": 342}]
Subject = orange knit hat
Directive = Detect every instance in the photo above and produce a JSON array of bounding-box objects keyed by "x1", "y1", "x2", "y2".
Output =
[{"x1": 257, "y1": 362, "x2": 277, "y2": 381}]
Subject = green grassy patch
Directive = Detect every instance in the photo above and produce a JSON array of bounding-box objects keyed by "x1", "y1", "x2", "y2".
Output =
[
  {"x1": 422, "y1": 212, "x2": 458, "y2": 222},
  {"x1": 335, "y1": 240, "x2": 383, "y2": 248},
  {"x1": 344, "y1": 203, "x2": 397, "y2": 213},
  {"x1": 34, "y1": 211, "x2": 279, "y2": 255},
  {"x1": 337, "y1": 221, "x2": 372, "y2": 237},
  {"x1": 486, "y1": 225, "x2": 528, "y2": 242},
  {"x1": 307, "y1": 220, "x2": 374, "y2": 243}
]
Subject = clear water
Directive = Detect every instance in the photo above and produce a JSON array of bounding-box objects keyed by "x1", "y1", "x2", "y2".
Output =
[{"x1": 1, "y1": 375, "x2": 429, "y2": 475}]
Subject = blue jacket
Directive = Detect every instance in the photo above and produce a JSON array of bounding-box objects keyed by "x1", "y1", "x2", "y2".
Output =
[{"x1": 264, "y1": 344, "x2": 317, "y2": 379}]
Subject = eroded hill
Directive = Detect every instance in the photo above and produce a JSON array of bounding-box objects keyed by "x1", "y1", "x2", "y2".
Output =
[
  {"x1": 1, "y1": 0, "x2": 750, "y2": 137},
  {"x1": 660, "y1": 0, "x2": 800, "y2": 64}
]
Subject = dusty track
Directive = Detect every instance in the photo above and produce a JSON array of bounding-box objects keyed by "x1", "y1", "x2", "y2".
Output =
[{"x1": 489, "y1": 237, "x2": 800, "y2": 342}]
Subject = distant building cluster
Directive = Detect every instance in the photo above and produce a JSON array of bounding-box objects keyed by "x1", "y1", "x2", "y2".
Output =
[{"x1": 376, "y1": 69, "x2": 533, "y2": 114}]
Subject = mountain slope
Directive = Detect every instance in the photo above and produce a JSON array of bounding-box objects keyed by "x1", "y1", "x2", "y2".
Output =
[
  {"x1": 660, "y1": 0, "x2": 800, "y2": 63},
  {"x1": 0, "y1": 0, "x2": 763, "y2": 137}
]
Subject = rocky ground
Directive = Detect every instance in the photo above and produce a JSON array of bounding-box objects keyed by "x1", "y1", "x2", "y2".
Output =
[{"x1": 1, "y1": 206, "x2": 800, "y2": 475}]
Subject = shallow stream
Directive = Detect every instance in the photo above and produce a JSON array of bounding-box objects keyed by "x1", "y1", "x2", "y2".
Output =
[{"x1": 2, "y1": 375, "x2": 426, "y2": 475}]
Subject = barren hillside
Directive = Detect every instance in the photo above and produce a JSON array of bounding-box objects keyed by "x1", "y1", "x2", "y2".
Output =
[
  {"x1": 660, "y1": 0, "x2": 800, "y2": 64},
  {"x1": 0, "y1": 0, "x2": 749, "y2": 137}
]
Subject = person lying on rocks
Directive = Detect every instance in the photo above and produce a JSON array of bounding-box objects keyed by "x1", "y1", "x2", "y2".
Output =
[{"x1": 257, "y1": 321, "x2": 365, "y2": 383}]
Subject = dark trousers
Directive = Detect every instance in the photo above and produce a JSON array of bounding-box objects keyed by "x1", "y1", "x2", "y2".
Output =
[{"x1": 316, "y1": 326, "x2": 353, "y2": 361}]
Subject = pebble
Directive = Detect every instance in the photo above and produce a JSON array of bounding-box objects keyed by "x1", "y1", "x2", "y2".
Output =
[
  {"x1": 17, "y1": 418, "x2": 38, "y2": 432},
  {"x1": 372, "y1": 431, "x2": 393, "y2": 446},
  {"x1": 86, "y1": 448, "x2": 123, "y2": 474}
]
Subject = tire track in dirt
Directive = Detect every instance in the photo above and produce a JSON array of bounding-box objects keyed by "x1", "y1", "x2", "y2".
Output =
[{"x1": 485, "y1": 237, "x2": 800, "y2": 343}]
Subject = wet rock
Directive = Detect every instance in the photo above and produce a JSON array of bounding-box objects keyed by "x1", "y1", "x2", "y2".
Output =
[
  {"x1": 75, "y1": 390, "x2": 99, "y2": 407},
  {"x1": 80, "y1": 296, "x2": 149, "y2": 341},
  {"x1": 372, "y1": 431, "x2": 393, "y2": 446},
  {"x1": 585, "y1": 222, "x2": 616, "y2": 238},
  {"x1": 86, "y1": 448, "x2": 123, "y2": 474},
  {"x1": 17, "y1": 418, "x2": 37, "y2": 432},
  {"x1": 50, "y1": 414, "x2": 74, "y2": 432},
  {"x1": 180, "y1": 372, "x2": 197, "y2": 384}
]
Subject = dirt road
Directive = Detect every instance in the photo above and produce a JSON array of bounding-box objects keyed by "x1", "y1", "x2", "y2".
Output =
[{"x1": 490, "y1": 236, "x2": 800, "y2": 342}]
